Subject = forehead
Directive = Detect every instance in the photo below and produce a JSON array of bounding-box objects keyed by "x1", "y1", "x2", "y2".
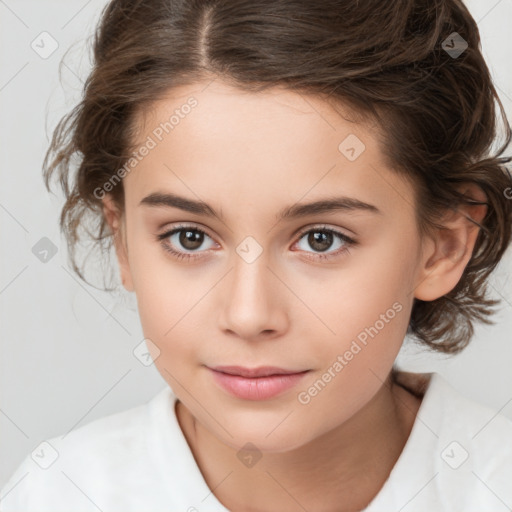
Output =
[
  {"x1": 134, "y1": 80, "x2": 375, "y2": 149},
  {"x1": 125, "y1": 80, "x2": 415, "y2": 221}
]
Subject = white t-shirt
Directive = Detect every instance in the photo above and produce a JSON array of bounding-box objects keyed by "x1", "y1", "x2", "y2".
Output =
[{"x1": 1, "y1": 372, "x2": 511, "y2": 512}]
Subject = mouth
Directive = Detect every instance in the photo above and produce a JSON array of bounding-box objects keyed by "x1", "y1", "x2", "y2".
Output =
[
  {"x1": 207, "y1": 365, "x2": 311, "y2": 401},
  {"x1": 209, "y1": 365, "x2": 309, "y2": 378}
]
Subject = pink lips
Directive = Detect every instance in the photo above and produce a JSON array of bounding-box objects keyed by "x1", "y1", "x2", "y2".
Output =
[{"x1": 208, "y1": 365, "x2": 310, "y2": 400}]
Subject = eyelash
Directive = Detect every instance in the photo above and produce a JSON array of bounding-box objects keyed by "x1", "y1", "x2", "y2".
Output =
[{"x1": 156, "y1": 223, "x2": 357, "y2": 262}]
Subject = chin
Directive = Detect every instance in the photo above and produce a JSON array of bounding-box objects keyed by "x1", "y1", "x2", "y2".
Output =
[{"x1": 212, "y1": 419, "x2": 314, "y2": 454}]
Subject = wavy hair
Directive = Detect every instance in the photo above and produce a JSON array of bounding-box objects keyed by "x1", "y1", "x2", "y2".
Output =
[{"x1": 43, "y1": 0, "x2": 512, "y2": 353}]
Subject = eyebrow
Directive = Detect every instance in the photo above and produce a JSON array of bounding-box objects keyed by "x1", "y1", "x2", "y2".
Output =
[{"x1": 139, "y1": 191, "x2": 381, "y2": 220}]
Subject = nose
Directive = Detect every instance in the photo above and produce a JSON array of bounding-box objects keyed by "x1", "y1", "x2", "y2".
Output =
[{"x1": 218, "y1": 250, "x2": 289, "y2": 342}]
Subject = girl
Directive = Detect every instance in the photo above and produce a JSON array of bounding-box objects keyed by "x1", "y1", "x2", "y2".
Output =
[{"x1": 1, "y1": 0, "x2": 512, "y2": 510}]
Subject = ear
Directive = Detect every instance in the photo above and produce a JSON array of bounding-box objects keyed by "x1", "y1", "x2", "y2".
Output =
[
  {"x1": 102, "y1": 194, "x2": 134, "y2": 292},
  {"x1": 414, "y1": 183, "x2": 488, "y2": 301}
]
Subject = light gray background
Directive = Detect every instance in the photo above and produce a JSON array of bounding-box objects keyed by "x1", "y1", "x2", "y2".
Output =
[{"x1": 1, "y1": 0, "x2": 511, "y2": 489}]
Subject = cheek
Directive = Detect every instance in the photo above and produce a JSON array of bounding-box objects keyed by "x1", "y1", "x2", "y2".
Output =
[
  {"x1": 293, "y1": 277, "x2": 410, "y2": 436},
  {"x1": 290, "y1": 241, "x2": 415, "y2": 398},
  {"x1": 294, "y1": 245, "x2": 413, "y2": 344},
  {"x1": 126, "y1": 239, "x2": 175, "y2": 333},
  {"x1": 129, "y1": 244, "x2": 217, "y2": 369},
  {"x1": 301, "y1": 278, "x2": 407, "y2": 384}
]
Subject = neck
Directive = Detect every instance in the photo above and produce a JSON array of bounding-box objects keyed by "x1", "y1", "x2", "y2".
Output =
[{"x1": 176, "y1": 371, "x2": 422, "y2": 512}]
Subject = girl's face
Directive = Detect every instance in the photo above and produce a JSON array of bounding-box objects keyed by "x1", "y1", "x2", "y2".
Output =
[{"x1": 109, "y1": 79, "x2": 431, "y2": 452}]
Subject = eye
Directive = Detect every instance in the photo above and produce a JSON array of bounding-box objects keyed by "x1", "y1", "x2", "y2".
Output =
[
  {"x1": 156, "y1": 224, "x2": 217, "y2": 261},
  {"x1": 156, "y1": 223, "x2": 357, "y2": 263},
  {"x1": 292, "y1": 225, "x2": 356, "y2": 261}
]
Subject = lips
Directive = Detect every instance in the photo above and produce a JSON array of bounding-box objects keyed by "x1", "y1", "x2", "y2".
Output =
[
  {"x1": 210, "y1": 365, "x2": 307, "y2": 378},
  {"x1": 207, "y1": 365, "x2": 311, "y2": 400}
]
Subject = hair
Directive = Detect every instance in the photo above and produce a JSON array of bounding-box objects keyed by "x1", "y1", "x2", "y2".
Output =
[{"x1": 43, "y1": 0, "x2": 512, "y2": 354}]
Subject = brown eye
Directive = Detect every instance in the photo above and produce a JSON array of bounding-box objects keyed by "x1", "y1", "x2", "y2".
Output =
[
  {"x1": 293, "y1": 226, "x2": 356, "y2": 261},
  {"x1": 307, "y1": 231, "x2": 334, "y2": 252},
  {"x1": 178, "y1": 229, "x2": 205, "y2": 250},
  {"x1": 156, "y1": 224, "x2": 217, "y2": 261}
]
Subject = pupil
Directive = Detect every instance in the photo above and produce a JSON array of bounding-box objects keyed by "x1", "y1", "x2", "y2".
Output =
[
  {"x1": 180, "y1": 230, "x2": 203, "y2": 250},
  {"x1": 309, "y1": 231, "x2": 332, "y2": 252}
]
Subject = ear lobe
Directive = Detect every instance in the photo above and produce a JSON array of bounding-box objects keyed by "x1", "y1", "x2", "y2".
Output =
[
  {"x1": 413, "y1": 183, "x2": 488, "y2": 302},
  {"x1": 102, "y1": 194, "x2": 134, "y2": 292}
]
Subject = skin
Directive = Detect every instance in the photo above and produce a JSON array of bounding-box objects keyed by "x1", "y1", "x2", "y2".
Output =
[{"x1": 102, "y1": 79, "x2": 487, "y2": 512}]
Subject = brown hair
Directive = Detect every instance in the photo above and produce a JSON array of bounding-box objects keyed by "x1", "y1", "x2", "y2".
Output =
[{"x1": 43, "y1": 0, "x2": 512, "y2": 354}]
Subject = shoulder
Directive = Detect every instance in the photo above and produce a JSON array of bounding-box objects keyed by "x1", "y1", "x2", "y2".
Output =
[
  {"x1": 429, "y1": 373, "x2": 512, "y2": 510},
  {"x1": 0, "y1": 387, "x2": 174, "y2": 512},
  {"x1": 401, "y1": 371, "x2": 512, "y2": 469},
  {"x1": 419, "y1": 372, "x2": 512, "y2": 454},
  {"x1": 373, "y1": 371, "x2": 512, "y2": 511}
]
